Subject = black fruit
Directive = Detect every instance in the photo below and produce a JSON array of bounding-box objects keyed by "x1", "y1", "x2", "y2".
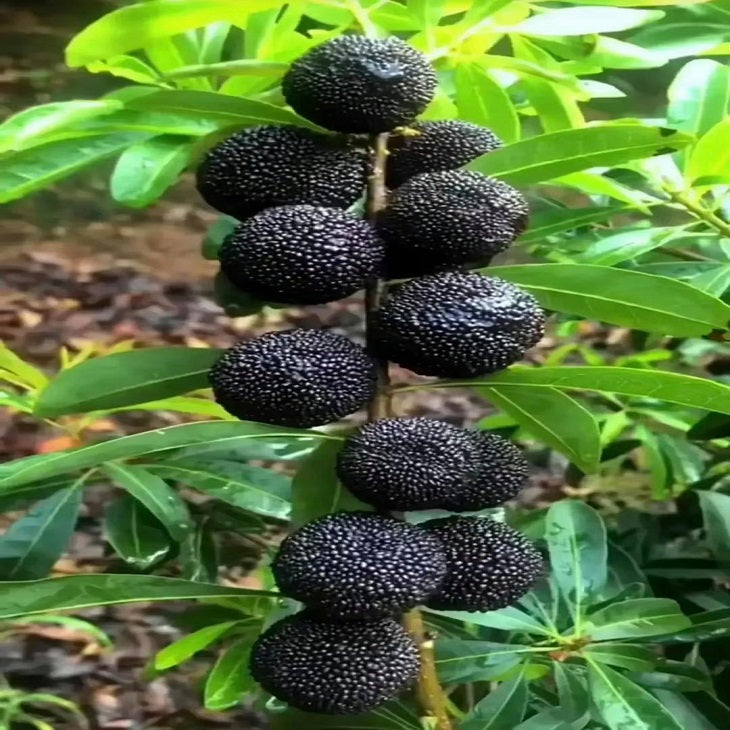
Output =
[
  {"x1": 369, "y1": 271, "x2": 545, "y2": 378},
  {"x1": 377, "y1": 170, "x2": 528, "y2": 278},
  {"x1": 219, "y1": 205, "x2": 384, "y2": 305},
  {"x1": 209, "y1": 329, "x2": 378, "y2": 427},
  {"x1": 273, "y1": 511, "x2": 447, "y2": 619},
  {"x1": 423, "y1": 516, "x2": 543, "y2": 612},
  {"x1": 250, "y1": 612, "x2": 419, "y2": 714},
  {"x1": 282, "y1": 35, "x2": 437, "y2": 133},
  {"x1": 386, "y1": 120, "x2": 502, "y2": 189},
  {"x1": 337, "y1": 417, "x2": 528, "y2": 512},
  {"x1": 195, "y1": 125, "x2": 366, "y2": 220}
]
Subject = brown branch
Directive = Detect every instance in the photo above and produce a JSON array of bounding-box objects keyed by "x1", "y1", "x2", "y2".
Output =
[{"x1": 363, "y1": 132, "x2": 453, "y2": 730}]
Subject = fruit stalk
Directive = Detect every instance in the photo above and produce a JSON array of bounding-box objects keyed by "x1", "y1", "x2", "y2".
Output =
[{"x1": 364, "y1": 132, "x2": 453, "y2": 730}]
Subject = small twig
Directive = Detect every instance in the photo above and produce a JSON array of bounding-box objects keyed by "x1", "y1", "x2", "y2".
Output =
[
  {"x1": 363, "y1": 133, "x2": 452, "y2": 730},
  {"x1": 664, "y1": 188, "x2": 730, "y2": 239}
]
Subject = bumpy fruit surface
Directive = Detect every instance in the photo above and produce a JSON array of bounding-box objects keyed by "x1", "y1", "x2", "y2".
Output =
[
  {"x1": 386, "y1": 120, "x2": 502, "y2": 189},
  {"x1": 378, "y1": 170, "x2": 528, "y2": 277},
  {"x1": 250, "y1": 612, "x2": 419, "y2": 714},
  {"x1": 369, "y1": 271, "x2": 545, "y2": 378},
  {"x1": 423, "y1": 516, "x2": 543, "y2": 612},
  {"x1": 282, "y1": 35, "x2": 436, "y2": 133},
  {"x1": 273, "y1": 511, "x2": 446, "y2": 619},
  {"x1": 337, "y1": 417, "x2": 528, "y2": 512},
  {"x1": 219, "y1": 205, "x2": 384, "y2": 305},
  {"x1": 209, "y1": 329, "x2": 377, "y2": 427},
  {"x1": 195, "y1": 125, "x2": 366, "y2": 220}
]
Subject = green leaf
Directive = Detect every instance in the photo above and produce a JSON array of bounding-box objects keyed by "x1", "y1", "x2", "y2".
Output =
[
  {"x1": 481, "y1": 386, "x2": 601, "y2": 473},
  {"x1": 0, "y1": 421, "x2": 329, "y2": 489},
  {"x1": 650, "y1": 691, "x2": 721, "y2": 730},
  {"x1": 430, "y1": 607, "x2": 554, "y2": 636},
  {"x1": 454, "y1": 63, "x2": 519, "y2": 144},
  {"x1": 513, "y1": 7, "x2": 662, "y2": 35},
  {"x1": 545, "y1": 500, "x2": 607, "y2": 612},
  {"x1": 204, "y1": 635, "x2": 257, "y2": 710},
  {"x1": 0, "y1": 100, "x2": 122, "y2": 153},
  {"x1": 126, "y1": 89, "x2": 321, "y2": 129},
  {"x1": 0, "y1": 574, "x2": 274, "y2": 620},
  {"x1": 0, "y1": 343, "x2": 48, "y2": 389},
  {"x1": 436, "y1": 640, "x2": 532, "y2": 683},
  {"x1": 488, "y1": 264, "x2": 730, "y2": 336},
  {"x1": 461, "y1": 670, "x2": 528, "y2": 730},
  {"x1": 155, "y1": 621, "x2": 238, "y2": 670},
  {"x1": 103, "y1": 463, "x2": 191, "y2": 541},
  {"x1": 162, "y1": 58, "x2": 287, "y2": 80},
  {"x1": 573, "y1": 227, "x2": 678, "y2": 266},
  {"x1": 291, "y1": 440, "x2": 370, "y2": 528},
  {"x1": 86, "y1": 55, "x2": 162, "y2": 85},
  {"x1": 554, "y1": 662, "x2": 591, "y2": 723},
  {"x1": 688, "y1": 412, "x2": 730, "y2": 440},
  {"x1": 584, "y1": 598, "x2": 690, "y2": 640},
  {"x1": 515, "y1": 709, "x2": 573, "y2": 730},
  {"x1": 688, "y1": 119, "x2": 730, "y2": 183},
  {"x1": 698, "y1": 491, "x2": 730, "y2": 562},
  {"x1": 0, "y1": 133, "x2": 144, "y2": 203},
  {"x1": 110, "y1": 135, "x2": 192, "y2": 207},
  {"x1": 180, "y1": 519, "x2": 218, "y2": 583},
  {"x1": 582, "y1": 644, "x2": 656, "y2": 672},
  {"x1": 202, "y1": 216, "x2": 237, "y2": 260},
  {"x1": 629, "y1": 22, "x2": 729, "y2": 61},
  {"x1": 519, "y1": 207, "x2": 623, "y2": 245},
  {"x1": 0, "y1": 482, "x2": 83, "y2": 580},
  {"x1": 587, "y1": 661, "x2": 683, "y2": 730},
  {"x1": 147, "y1": 460, "x2": 291, "y2": 520},
  {"x1": 630, "y1": 662, "x2": 710, "y2": 692},
  {"x1": 34, "y1": 347, "x2": 223, "y2": 417},
  {"x1": 668, "y1": 60, "x2": 730, "y2": 143},
  {"x1": 65, "y1": 0, "x2": 283, "y2": 66},
  {"x1": 468, "y1": 124, "x2": 693, "y2": 185},
  {"x1": 86, "y1": 109, "x2": 220, "y2": 136},
  {"x1": 103, "y1": 495, "x2": 171, "y2": 569}
]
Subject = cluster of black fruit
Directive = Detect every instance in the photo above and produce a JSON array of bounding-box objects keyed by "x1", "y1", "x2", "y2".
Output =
[{"x1": 197, "y1": 35, "x2": 545, "y2": 716}]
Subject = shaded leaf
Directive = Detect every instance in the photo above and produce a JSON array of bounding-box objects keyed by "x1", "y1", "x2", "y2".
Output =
[
  {"x1": 698, "y1": 491, "x2": 730, "y2": 562},
  {"x1": 103, "y1": 463, "x2": 191, "y2": 541},
  {"x1": 461, "y1": 670, "x2": 528, "y2": 730},
  {"x1": 482, "y1": 386, "x2": 600, "y2": 473},
  {"x1": 104, "y1": 495, "x2": 171, "y2": 569},
  {"x1": 584, "y1": 598, "x2": 690, "y2": 640},
  {"x1": 436, "y1": 640, "x2": 531, "y2": 683},
  {"x1": 204, "y1": 635, "x2": 257, "y2": 710},
  {"x1": 430, "y1": 607, "x2": 553, "y2": 636},
  {"x1": 545, "y1": 500, "x2": 607, "y2": 611},
  {"x1": 0, "y1": 483, "x2": 83, "y2": 580},
  {"x1": 583, "y1": 643, "x2": 656, "y2": 672}
]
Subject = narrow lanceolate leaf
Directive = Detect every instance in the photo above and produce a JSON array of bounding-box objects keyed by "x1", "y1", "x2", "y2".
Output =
[
  {"x1": 481, "y1": 386, "x2": 601, "y2": 473},
  {"x1": 513, "y1": 7, "x2": 662, "y2": 36},
  {"x1": 468, "y1": 124, "x2": 693, "y2": 185},
  {"x1": 430, "y1": 606, "x2": 553, "y2": 636},
  {"x1": 291, "y1": 440, "x2": 370, "y2": 528},
  {"x1": 34, "y1": 346, "x2": 223, "y2": 417},
  {"x1": 436, "y1": 640, "x2": 532, "y2": 683},
  {"x1": 0, "y1": 342, "x2": 48, "y2": 389},
  {"x1": 104, "y1": 495, "x2": 171, "y2": 569},
  {"x1": 545, "y1": 500, "x2": 607, "y2": 610},
  {"x1": 126, "y1": 89, "x2": 322, "y2": 130},
  {"x1": 110, "y1": 135, "x2": 192, "y2": 207},
  {"x1": 0, "y1": 100, "x2": 123, "y2": 153},
  {"x1": 103, "y1": 463, "x2": 191, "y2": 541},
  {"x1": 155, "y1": 621, "x2": 240, "y2": 670},
  {"x1": 147, "y1": 460, "x2": 291, "y2": 520},
  {"x1": 0, "y1": 421, "x2": 328, "y2": 489},
  {"x1": 0, "y1": 482, "x2": 83, "y2": 580},
  {"x1": 582, "y1": 644, "x2": 656, "y2": 672},
  {"x1": 584, "y1": 598, "x2": 690, "y2": 640},
  {"x1": 488, "y1": 264, "x2": 730, "y2": 336},
  {"x1": 0, "y1": 574, "x2": 276, "y2": 620},
  {"x1": 65, "y1": 0, "x2": 283, "y2": 66},
  {"x1": 467, "y1": 367, "x2": 730, "y2": 414},
  {"x1": 455, "y1": 63, "x2": 519, "y2": 143},
  {"x1": 461, "y1": 670, "x2": 528, "y2": 730},
  {"x1": 697, "y1": 491, "x2": 730, "y2": 562},
  {"x1": 668, "y1": 59, "x2": 730, "y2": 140},
  {"x1": 204, "y1": 635, "x2": 258, "y2": 710},
  {"x1": 518, "y1": 206, "x2": 622, "y2": 244},
  {"x1": 587, "y1": 661, "x2": 683, "y2": 730},
  {"x1": 0, "y1": 133, "x2": 145, "y2": 203},
  {"x1": 688, "y1": 119, "x2": 730, "y2": 183}
]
